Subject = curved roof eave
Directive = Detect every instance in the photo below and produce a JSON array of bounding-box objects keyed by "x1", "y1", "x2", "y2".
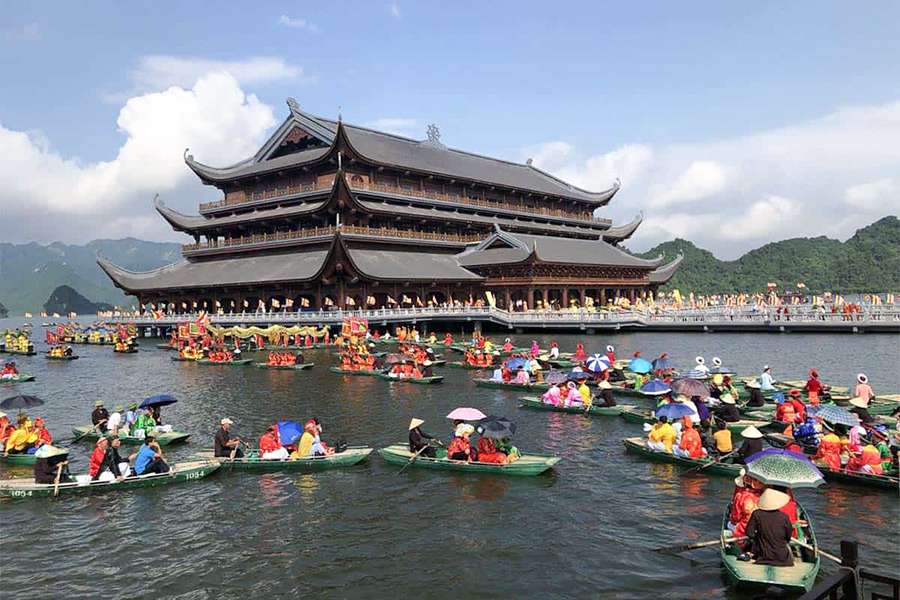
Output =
[
  {"x1": 649, "y1": 254, "x2": 684, "y2": 284},
  {"x1": 155, "y1": 196, "x2": 207, "y2": 232},
  {"x1": 602, "y1": 212, "x2": 643, "y2": 242}
]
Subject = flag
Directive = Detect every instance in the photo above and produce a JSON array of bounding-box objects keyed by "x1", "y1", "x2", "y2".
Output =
[
  {"x1": 345, "y1": 296, "x2": 356, "y2": 306},
  {"x1": 285, "y1": 298, "x2": 294, "y2": 308},
  {"x1": 215, "y1": 300, "x2": 221, "y2": 307},
  {"x1": 271, "y1": 298, "x2": 281, "y2": 308},
  {"x1": 301, "y1": 297, "x2": 310, "y2": 307}
]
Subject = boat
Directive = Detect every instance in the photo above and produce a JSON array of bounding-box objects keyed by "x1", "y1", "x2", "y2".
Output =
[
  {"x1": 720, "y1": 504, "x2": 820, "y2": 593},
  {"x1": 473, "y1": 378, "x2": 549, "y2": 392},
  {"x1": 45, "y1": 354, "x2": 79, "y2": 361},
  {"x1": 70, "y1": 426, "x2": 191, "y2": 446},
  {"x1": 328, "y1": 366, "x2": 382, "y2": 376},
  {"x1": 0, "y1": 374, "x2": 36, "y2": 383},
  {"x1": 518, "y1": 396, "x2": 635, "y2": 416},
  {"x1": 253, "y1": 362, "x2": 315, "y2": 370},
  {"x1": 378, "y1": 444, "x2": 560, "y2": 476},
  {"x1": 540, "y1": 358, "x2": 576, "y2": 369},
  {"x1": 377, "y1": 373, "x2": 444, "y2": 385},
  {"x1": 608, "y1": 383, "x2": 650, "y2": 398},
  {"x1": 170, "y1": 355, "x2": 200, "y2": 362},
  {"x1": 619, "y1": 409, "x2": 773, "y2": 436},
  {"x1": 201, "y1": 447, "x2": 373, "y2": 471},
  {"x1": 195, "y1": 358, "x2": 252, "y2": 366},
  {"x1": 0, "y1": 449, "x2": 69, "y2": 466},
  {"x1": 113, "y1": 348, "x2": 139, "y2": 354},
  {"x1": 622, "y1": 437, "x2": 742, "y2": 477},
  {"x1": 446, "y1": 361, "x2": 489, "y2": 370},
  {"x1": 0, "y1": 460, "x2": 220, "y2": 499},
  {"x1": 155, "y1": 343, "x2": 177, "y2": 350},
  {"x1": 0, "y1": 349, "x2": 37, "y2": 356}
]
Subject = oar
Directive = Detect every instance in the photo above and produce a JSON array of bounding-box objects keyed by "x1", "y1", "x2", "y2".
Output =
[
  {"x1": 52, "y1": 462, "x2": 65, "y2": 497},
  {"x1": 654, "y1": 536, "x2": 746, "y2": 554},
  {"x1": 398, "y1": 442, "x2": 436, "y2": 475},
  {"x1": 791, "y1": 539, "x2": 842, "y2": 563},
  {"x1": 70, "y1": 421, "x2": 102, "y2": 444},
  {"x1": 680, "y1": 450, "x2": 737, "y2": 476}
]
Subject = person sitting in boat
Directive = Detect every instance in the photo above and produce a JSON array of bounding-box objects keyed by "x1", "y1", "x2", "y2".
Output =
[
  {"x1": 548, "y1": 342, "x2": 560, "y2": 360},
  {"x1": 562, "y1": 382, "x2": 581, "y2": 407},
  {"x1": 848, "y1": 397, "x2": 874, "y2": 424},
  {"x1": 259, "y1": 425, "x2": 289, "y2": 460},
  {"x1": 91, "y1": 400, "x2": 110, "y2": 433},
  {"x1": 727, "y1": 469, "x2": 761, "y2": 537},
  {"x1": 774, "y1": 394, "x2": 798, "y2": 424},
  {"x1": 5, "y1": 415, "x2": 37, "y2": 454},
  {"x1": 791, "y1": 418, "x2": 820, "y2": 451},
  {"x1": 759, "y1": 365, "x2": 776, "y2": 391},
  {"x1": 293, "y1": 419, "x2": 334, "y2": 458},
  {"x1": 804, "y1": 369, "x2": 823, "y2": 404},
  {"x1": 712, "y1": 420, "x2": 733, "y2": 456},
  {"x1": 674, "y1": 418, "x2": 705, "y2": 458},
  {"x1": 577, "y1": 380, "x2": 592, "y2": 408},
  {"x1": 573, "y1": 342, "x2": 587, "y2": 362},
  {"x1": 105, "y1": 405, "x2": 124, "y2": 436},
  {"x1": 33, "y1": 445, "x2": 71, "y2": 485},
  {"x1": 475, "y1": 437, "x2": 507, "y2": 464},
  {"x1": 408, "y1": 418, "x2": 437, "y2": 458},
  {"x1": 694, "y1": 356, "x2": 709, "y2": 376},
  {"x1": 813, "y1": 429, "x2": 842, "y2": 470},
  {"x1": 1, "y1": 361, "x2": 19, "y2": 379},
  {"x1": 647, "y1": 417, "x2": 676, "y2": 453},
  {"x1": 596, "y1": 380, "x2": 616, "y2": 407},
  {"x1": 490, "y1": 367, "x2": 504, "y2": 382},
  {"x1": 530, "y1": 340, "x2": 540, "y2": 357},
  {"x1": 97, "y1": 435, "x2": 130, "y2": 481},
  {"x1": 89, "y1": 437, "x2": 109, "y2": 480},
  {"x1": 0, "y1": 412, "x2": 14, "y2": 447},
  {"x1": 132, "y1": 408, "x2": 157, "y2": 438},
  {"x1": 420, "y1": 360, "x2": 434, "y2": 378},
  {"x1": 447, "y1": 424, "x2": 475, "y2": 461},
  {"x1": 214, "y1": 418, "x2": 243, "y2": 458},
  {"x1": 32, "y1": 417, "x2": 52, "y2": 448},
  {"x1": 847, "y1": 441, "x2": 884, "y2": 475},
  {"x1": 714, "y1": 394, "x2": 740, "y2": 422},
  {"x1": 735, "y1": 426, "x2": 764, "y2": 464},
  {"x1": 427, "y1": 332, "x2": 438, "y2": 345},
  {"x1": 744, "y1": 379, "x2": 766, "y2": 407},
  {"x1": 443, "y1": 333, "x2": 454, "y2": 346},
  {"x1": 514, "y1": 367, "x2": 530, "y2": 386},
  {"x1": 502, "y1": 338, "x2": 513, "y2": 353},
  {"x1": 131, "y1": 435, "x2": 170, "y2": 475},
  {"x1": 854, "y1": 373, "x2": 874, "y2": 403},
  {"x1": 123, "y1": 403, "x2": 138, "y2": 436},
  {"x1": 542, "y1": 384, "x2": 561, "y2": 406},
  {"x1": 738, "y1": 488, "x2": 794, "y2": 566}
]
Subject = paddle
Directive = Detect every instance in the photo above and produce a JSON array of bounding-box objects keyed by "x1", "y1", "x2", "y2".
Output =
[
  {"x1": 654, "y1": 536, "x2": 746, "y2": 554},
  {"x1": 398, "y1": 442, "x2": 437, "y2": 475},
  {"x1": 680, "y1": 450, "x2": 737, "y2": 476},
  {"x1": 70, "y1": 421, "x2": 103, "y2": 444},
  {"x1": 790, "y1": 539, "x2": 842, "y2": 563},
  {"x1": 52, "y1": 462, "x2": 65, "y2": 497}
]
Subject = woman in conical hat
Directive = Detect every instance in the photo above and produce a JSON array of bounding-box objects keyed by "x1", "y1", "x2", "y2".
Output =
[{"x1": 741, "y1": 488, "x2": 794, "y2": 566}]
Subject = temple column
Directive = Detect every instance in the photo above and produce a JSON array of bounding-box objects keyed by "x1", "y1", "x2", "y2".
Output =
[
  {"x1": 579, "y1": 289, "x2": 585, "y2": 307},
  {"x1": 542, "y1": 289, "x2": 548, "y2": 309},
  {"x1": 562, "y1": 289, "x2": 568, "y2": 308},
  {"x1": 504, "y1": 288, "x2": 511, "y2": 311}
]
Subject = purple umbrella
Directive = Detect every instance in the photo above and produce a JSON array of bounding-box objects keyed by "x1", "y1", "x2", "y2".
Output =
[
  {"x1": 671, "y1": 378, "x2": 711, "y2": 400},
  {"x1": 654, "y1": 402, "x2": 695, "y2": 420}
]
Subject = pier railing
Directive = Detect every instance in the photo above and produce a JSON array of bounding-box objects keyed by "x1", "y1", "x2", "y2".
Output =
[{"x1": 798, "y1": 541, "x2": 899, "y2": 600}]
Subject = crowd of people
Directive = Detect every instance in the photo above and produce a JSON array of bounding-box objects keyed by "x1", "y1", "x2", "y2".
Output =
[
  {"x1": 265, "y1": 351, "x2": 303, "y2": 366},
  {"x1": 407, "y1": 418, "x2": 519, "y2": 465},
  {"x1": 0, "y1": 412, "x2": 53, "y2": 454},
  {"x1": 1, "y1": 361, "x2": 20, "y2": 379},
  {"x1": 213, "y1": 417, "x2": 341, "y2": 461},
  {"x1": 1, "y1": 330, "x2": 34, "y2": 354}
]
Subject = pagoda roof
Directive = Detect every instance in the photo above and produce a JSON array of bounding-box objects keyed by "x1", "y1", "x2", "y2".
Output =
[
  {"x1": 345, "y1": 247, "x2": 482, "y2": 281},
  {"x1": 457, "y1": 228, "x2": 663, "y2": 269},
  {"x1": 186, "y1": 100, "x2": 619, "y2": 205},
  {"x1": 155, "y1": 196, "x2": 329, "y2": 233},
  {"x1": 649, "y1": 254, "x2": 684, "y2": 284},
  {"x1": 602, "y1": 213, "x2": 643, "y2": 242}
]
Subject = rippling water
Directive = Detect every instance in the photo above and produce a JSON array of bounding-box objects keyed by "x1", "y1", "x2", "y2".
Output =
[{"x1": 1, "y1": 319, "x2": 898, "y2": 599}]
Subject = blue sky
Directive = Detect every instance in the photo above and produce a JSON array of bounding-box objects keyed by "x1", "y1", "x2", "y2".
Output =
[{"x1": 1, "y1": 1, "x2": 899, "y2": 256}]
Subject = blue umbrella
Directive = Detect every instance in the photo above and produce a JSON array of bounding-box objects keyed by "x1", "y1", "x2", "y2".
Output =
[
  {"x1": 586, "y1": 354, "x2": 610, "y2": 373},
  {"x1": 629, "y1": 357, "x2": 653, "y2": 374},
  {"x1": 807, "y1": 404, "x2": 860, "y2": 427},
  {"x1": 652, "y1": 355, "x2": 675, "y2": 371},
  {"x1": 545, "y1": 370, "x2": 568, "y2": 385},
  {"x1": 640, "y1": 379, "x2": 671, "y2": 396},
  {"x1": 681, "y1": 369, "x2": 709, "y2": 380},
  {"x1": 277, "y1": 420, "x2": 304, "y2": 445},
  {"x1": 505, "y1": 357, "x2": 527, "y2": 370},
  {"x1": 653, "y1": 402, "x2": 695, "y2": 420},
  {"x1": 139, "y1": 394, "x2": 178, "y2": 408},
  {"x1": 568, "y1": 370, "x2": 590, "y2": 381}
]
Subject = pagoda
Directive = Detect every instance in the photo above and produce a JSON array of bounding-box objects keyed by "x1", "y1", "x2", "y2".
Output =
[{"x1": 99, "y1": 98, "x2": 681, "y2": 313}]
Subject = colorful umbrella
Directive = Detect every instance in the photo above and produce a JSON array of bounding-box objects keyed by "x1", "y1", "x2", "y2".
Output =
[
  {"x1": 680, "y1": 369, "x2": 709, "y2": 380},
  {"x1": 476, "y1": 415, "x2": 517, "y2": 439},
  {"x1": 652, "y1": 355, "x2": 675, "y2": 371},
  {"x1": 139, "y1": 394, "x2": 178, "y2": 408},
  {"x1": 0, "y1": 395, "x2": 44, "y2": 409},
  {"x1": 545, "y1": 370, "x2": 568, "y2": 385},
  {"x1": 640, "y1": 379, "x2": 671, "y2": 396},
  {"x1": 629, "y1": 357, "x2": 653, "y2": 374},
  {"x1": 385, "y1": 354, "x2": 407, "y2": 364},
  {"x1": 446, "y1": 407, "x2": 487, "y2": 421},
  {"x1": 653, "y1": 402, "x2": 695, "y2": 420},
  {"x1": 807, "y1": 404, "x2": 860, "y2": 427},
  {"x1": 670, "y1": 378, "x2": 710, "y2": 399},
  {"x1": 276, "y1": 420, "x2": 303, "y2": 445},
  {"x1": 745, "y1": 448, "x2": 825, "y2": 489},
  {"x1": 568, "y1": 370, "x2": 590, "y2": 380},
  {"x1": 505, "y1": 357, "x2": 527, "y2": 370},
  {"x1": 586, "y1": 354, "x2": 610, "y2": 373}
]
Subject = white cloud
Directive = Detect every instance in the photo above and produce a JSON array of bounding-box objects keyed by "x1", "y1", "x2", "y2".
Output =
[
  {"x1": 0, "y1": 73, "x2": 276, "y2": 242},
  {"x1": 530, "y1": 100, "x2": 900, "y2": 258},
  {"x1": 365, "y1": 117, "x2": 419, "y2": 137},
  {"x1": 389, "y1": 2, "x2": 401, "y2": 18},
  {"x1": 277, "y1": 15, "x2": 319, "y2": 33},
  {"x1": 130, "y1": 55, "x2": 302, "y2": 92}
]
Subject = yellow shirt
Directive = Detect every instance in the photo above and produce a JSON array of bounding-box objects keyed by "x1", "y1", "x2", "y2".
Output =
[
  {"x1": 649, "y1": 422, "x2": 676, "y2": 452},
  {"x1": 578, "y1": 383, "x2": 592, "y2": 406},
  {"x1": 5, "y1": 427, "x2": 36, "y2": 452},
  {"x1": 292, "y1": 432, "x2": 315, "y2": 458},
  {"x1": 713, "y1": 429, "x2": 733, "y2": 452}
]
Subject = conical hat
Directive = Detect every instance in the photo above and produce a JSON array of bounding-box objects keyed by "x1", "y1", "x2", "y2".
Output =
[
  {"x1": 408, "y1": 418, "x2": 424, "y2": 431},
  {"x1": 848, "y1": 397, "x2": 868, "y2": 409},
  {"x1": 741, "y1": 426, "x2": 763, "y2": 439},
  {"x1": 745, "y1": 379, "x2": 761, "y2": 389},
  {"x1": 757, "y1": 488, "x2": 790, "y2": 511},
  {"x1": 720, "y1": 394, "x2": 736, "y2": 405},
  {"x1": 34, "y1": 445, "x2": 68, "y2": 459},
  {"x1": 598, "y1": 380, "x2": 612, "y2": 389},
  {"x1": 733, "y1": 467, "x2": 747, "y2": 487}
]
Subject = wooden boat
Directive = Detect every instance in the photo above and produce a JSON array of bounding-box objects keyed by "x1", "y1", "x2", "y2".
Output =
[
  {"x1": 473, "y1": 378, "x2": 549, "y2": 392},
  {"x1": 200, "y1": 447, "x2": 373, "y2": 471},
  {"x1": 45, "y1": 354, "x2": 79, "y2": 360},
  {"x1": 446, "y1": 361, "x2": 488, "y2": 370},
  {"x1": 113, "y1": 348, "x2": 139, "y2": 354},
  {"x1": 328, "y1": 366, "x2": 382, "y2": 376},
  {"x1": 0, "y1": 460, "x2": 220, "y2": 499},
  {"x1": 155, "y1": 343, "x2": 175, "y2": 350},
  {"x1": 253, "y1": 362, "x2": 315, "y2": 370},
  {"x1": 518, "y1": 396, "x2": 635, "y2": 416},
  {"x1": 0, "y1": 374, "x2": 35, "y2": 383},
  {"x1": 195, "y1": 358, "x2": 252, "y2": 366},
  {"x1": 0, "y1": 348, "x2": 37, "y2": 356},
  {"x1": 622, "y1": 437, "x2": 742, "y2": 477},
  {"x1": 540, "y1": 358, "x2": 577, "y2": 369},
  {"x1": 0, "y1": 449, "x2": 69, "y2": 466},
  {"x1": 377, "y1": 373, "x2": 444, "y2": 385},
  {"x1": 170, "y1": 355, "x2": 200, "y2": 362},
  {"x1": 378, "y1": 444, "x2": 560, "y2": 476},
  {"x1": 71, "y1": 426, "x2": 191, "y2": 446},
  {"x1": 608, "y1": 383, "x2": 649, "y2": 398},
  {"x1": 720, "y1": 504, "x2": 820, "y2": 592},
  {"x1": 619, "y1": 409, "x2": 772, "y2": 436}
]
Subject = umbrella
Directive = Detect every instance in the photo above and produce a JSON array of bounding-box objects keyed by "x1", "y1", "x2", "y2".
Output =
[
  {"x1": 568, "y1": 370, "x2": 590, "y2": 381},
  {"x1": 476, "y1": 415, "x2": 517, "y2": 439},
  {"x1": 629, "y1": 357, "x2": 653, "y2": 374},
  {"x1": 807, "y1": 404, "x2": 860, "y2": 427},
  {"x1": 745, "y1": 448, "x2": 825, "y2": 489},
  {"x1": 586, "y1": 354, "x2": 610, "y2": 373},
  {"x1": 0, "y1": 395, "x2": 44, "y2": 409},
  {"x1": 652, "y1": 355, "x2": 675, "y2": 371},
  {"x1": 139, "y1": 394, "x2": 178, "y2": 409},
  {"x1": 505, "y1": 357, "x2": 527, "y2": 370},
  {"x1": 385, "y1": 354, "x2": 406, "y2": 364},
  {"x1": 680, "y1": 369, "x2": 709, "y2": 380},
  {"x1": 670, "y1": 378, "x2": 711, "y2": 399},
  {"x1": 709, "y1": 366, "x2": 733, "y2": 375},
  {"x1": 446, "y1": 407, "x2": 487, "y2": 421},
  {"x1": 545, "y1": 370, "x2": 568, "y2": 385},
  {"x1": 640, "y1": 379, "x2": 671, "y2": 396},
  {"x1": 653, "y1": 402, "x2": 695, "y2": 420},
  {"x1": 276, "y1": 420, "x2": 304, "y2": 445}
]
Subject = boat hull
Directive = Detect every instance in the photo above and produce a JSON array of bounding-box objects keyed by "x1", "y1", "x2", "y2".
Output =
[
  {"x1": 328, "y1": 366, "x2": 380, "y2": 376},
  {"x1": 253, "y1": 363, "x2": 315, "y2": 370},
  {"x1": 377, "y1": 373, "x2": 444, "y2": 385},
  {"x1": 473, "y1": 378, "x2": 549, "y2": 392},
  {"x1": 519, "y1": 396, "x2": 634, "y2": 416},
  {"x1": 622, "y1": 437, "x2": 742, "y2": 477},
  {"x1": 0, "y1": 450, "x2": 69, "y2": 466},
  {"x1": 71, "y1": 426, "x2": 190, "y2": 446},
  {"x1": 378, "y1": 444, "x2": 559, "y2": 476},
  {"x1": 205, "y1": 447, "x2": 373, "y2": 471}
]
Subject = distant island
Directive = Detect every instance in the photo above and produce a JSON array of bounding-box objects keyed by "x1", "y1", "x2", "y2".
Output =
[{"x1": 0, "y1": 217, "x2": 896, "y2": 314}]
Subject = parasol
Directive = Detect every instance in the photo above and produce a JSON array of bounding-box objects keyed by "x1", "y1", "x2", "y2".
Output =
[
  {"x1": 586, "y1": 354, "x2": 610, "y2": 373},
  {"x1": 745, "y1": 448, "x2": 825, "y2": 489},
  {"x1": 629, "y1": 357, "x2": 653, "y2": 374},
  {"x1": 139, "y1": 394, "x2": 178, "y2": 409},
  {"x1": 670, "y1": 378, "x2": 710, "y2": 399},
  {"x1": 653, "y1": 402, "x2": 695, "y2": 420},
  {"x1": 0, "y1": 395, "x2": 44, "y2": 409},
  {"x1": 476, "y1": 415, "x2": 517, "y2": 439},
  {"x1": 545, "y1": 370, "x2": 568, "y2": 385},
  {"x1": 680, "y1": 369, "x2": 709, "y2": 380},
  {"x1": 276, "y1": 420, "x2": 304, "y2": 445},
  {"x1": 652, "y1": 355, "x2": 675, "y2": 371},
  {"x1": 807, "y1": 404, "x2": 860, "y2": 427},
  {"x1": 505, "y1": 357, "x2": 527, "y2": 370},
  {"x1": 640, "y1": 379, "x2": 671, "y2": 396},
  {"x1": 567, "y1": 370, "x2": 590, "y2": 381},
  {"x1": 446, "y1": 407, "x2": 487, "y2": 421}
]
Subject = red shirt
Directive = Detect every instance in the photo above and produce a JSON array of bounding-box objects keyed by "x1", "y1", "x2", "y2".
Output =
[
  {"x1": 447, "y1": 437, "x2": 470, "y2": 459},
  {"x1": 805, "y1": 378, "x2": 822, "y2": 394},
  {"x1": 89, "y1": 446, "x2": 106, "y2": 477},
  {"x1": 259, "y1": 432, "x2": 281, "y2": 453}
]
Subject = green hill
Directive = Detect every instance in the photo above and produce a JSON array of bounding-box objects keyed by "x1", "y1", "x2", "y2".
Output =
[
  {"x1": 44, "y1": 285, "x2": 114, "y2": 315},
  {"x1": 639, "y1": 216, "x2": 900, "y2": 294}
]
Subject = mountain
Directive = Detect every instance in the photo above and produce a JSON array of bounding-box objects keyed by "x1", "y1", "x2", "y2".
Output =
[
  {"x1": 638, "y1": 216, "x2": 900, "y2": 293},
  {"x1": 0, "y1": 238, "x2": 181, "y2": 313},
  {"x1": 44, "y1": 285, "x2": 114, "y2": 315}
]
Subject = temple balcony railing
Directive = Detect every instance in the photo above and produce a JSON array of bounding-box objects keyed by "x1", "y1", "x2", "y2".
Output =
[{"x1": 199, "y1": 179, "x2": 335, "y2": 212}]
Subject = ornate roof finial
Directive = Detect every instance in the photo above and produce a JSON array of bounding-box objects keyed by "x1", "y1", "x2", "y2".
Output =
[
  {"x1": 426, "y1": 123, "x2": 441, "y2": 143},
  {"x1": 526, "y1": 158, "x2": 533, "y2": 166},
  {"x1": 286, "y1": 97, "x2": 300, "y2": 112},
  {"x1": 338, "y1": 105, "x2": 342, "y2": 123}
]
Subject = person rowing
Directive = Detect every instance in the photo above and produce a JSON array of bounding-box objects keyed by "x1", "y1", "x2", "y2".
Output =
[
  {"x1": 744, "y1": 379, "x2": 765, "y2": 407},
  {"x1": 854, "y1": 373, "x2": 874, "y2": 403},
  {"x1": 597, "y1": 380, "x2": 616, "y2": 407},
  {"x1": 848, "y1": 396, "x2": 874, "y2": 424},
  {"x1": 33, "y1": 445, "x2": 71, "y2": 484},
  {"x1": 714, "y1": 394, "x2": 741, "y2": 422},
  {"x1": 214, "y1": 417, "x2": 243, "y2": 458},
  {"x1": 737, "y1": 488, "x2": 794, "y2": 566},
  {"x1": 91, "y1": 400, "x2": 109, "y2": 433},
  {"x1": 735, "y1": 426, "x2": 764, "y2": 464},
  {"x1": 408, "y1": 418, "x2": 438, "y2": 458}
]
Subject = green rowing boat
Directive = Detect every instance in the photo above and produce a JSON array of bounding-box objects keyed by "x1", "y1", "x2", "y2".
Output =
[
  {"x1": 200, "y1": 447, "x2": 373, "y2": 471},
  {"x1": 113, "y1": 348, "x2": 139, "y2": 354},
  {"x1": 0, "y1": 374, "x2": 35, "y2": 383},
  {"x1": 377, "y1": 373, "x2": 444, "y2": 385},
  {"x1": 0, "y1": 460, "x2": 220, "y2": 499},
  {"x1": 720, "y1": 504, "x2": 820, "y2": 592},
  {"x1": 155, "y1": 343, "x2": 176, "y2": 350},
  {"x1": 71, "y1": 426, "x2": 190, "y2": 446},
  {"x1": 622, "y1": 437, "x2": 742, "y2": 477},
  {"x1": 45, "y1": 354, "x2": 79, "y2": 361},
  {"x1": 619, "y1": 409, "x2": 772, "y2": 436},
  {"x1": 446, "y1": 362, "x2": 488, "y2": 370},
  {"x1": 253, "y1": 362, "x2": 315, "y2": 370},
  {"x1": 473, "y1": 378, "x2": 549, "y2": 392},
  {"x1": 518, "y1": 396, "x2": 635, "y2": 416},
  {"x1": 170, "y1": 355, "x2": 199, "y2": 362},
  {"x1": 196, "y1": 358, "x2": 252, "y2": 366},
  {"x1": 378, "y1": 444, "x2": 560, "y2": 476},
  {"x1": 0, "y1": 449, "x2": 69, "y2": 466},
  {"x1": 0, "y1": 349, "x2": 37, "y2": 356},
  {"x1": 328, "y1": 366, "x2": 381, "y2": 377}
]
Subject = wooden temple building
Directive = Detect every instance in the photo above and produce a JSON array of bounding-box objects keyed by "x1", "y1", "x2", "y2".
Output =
[{"x1": 99, "y1": 98, "x2": 681, "y2": 313}]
